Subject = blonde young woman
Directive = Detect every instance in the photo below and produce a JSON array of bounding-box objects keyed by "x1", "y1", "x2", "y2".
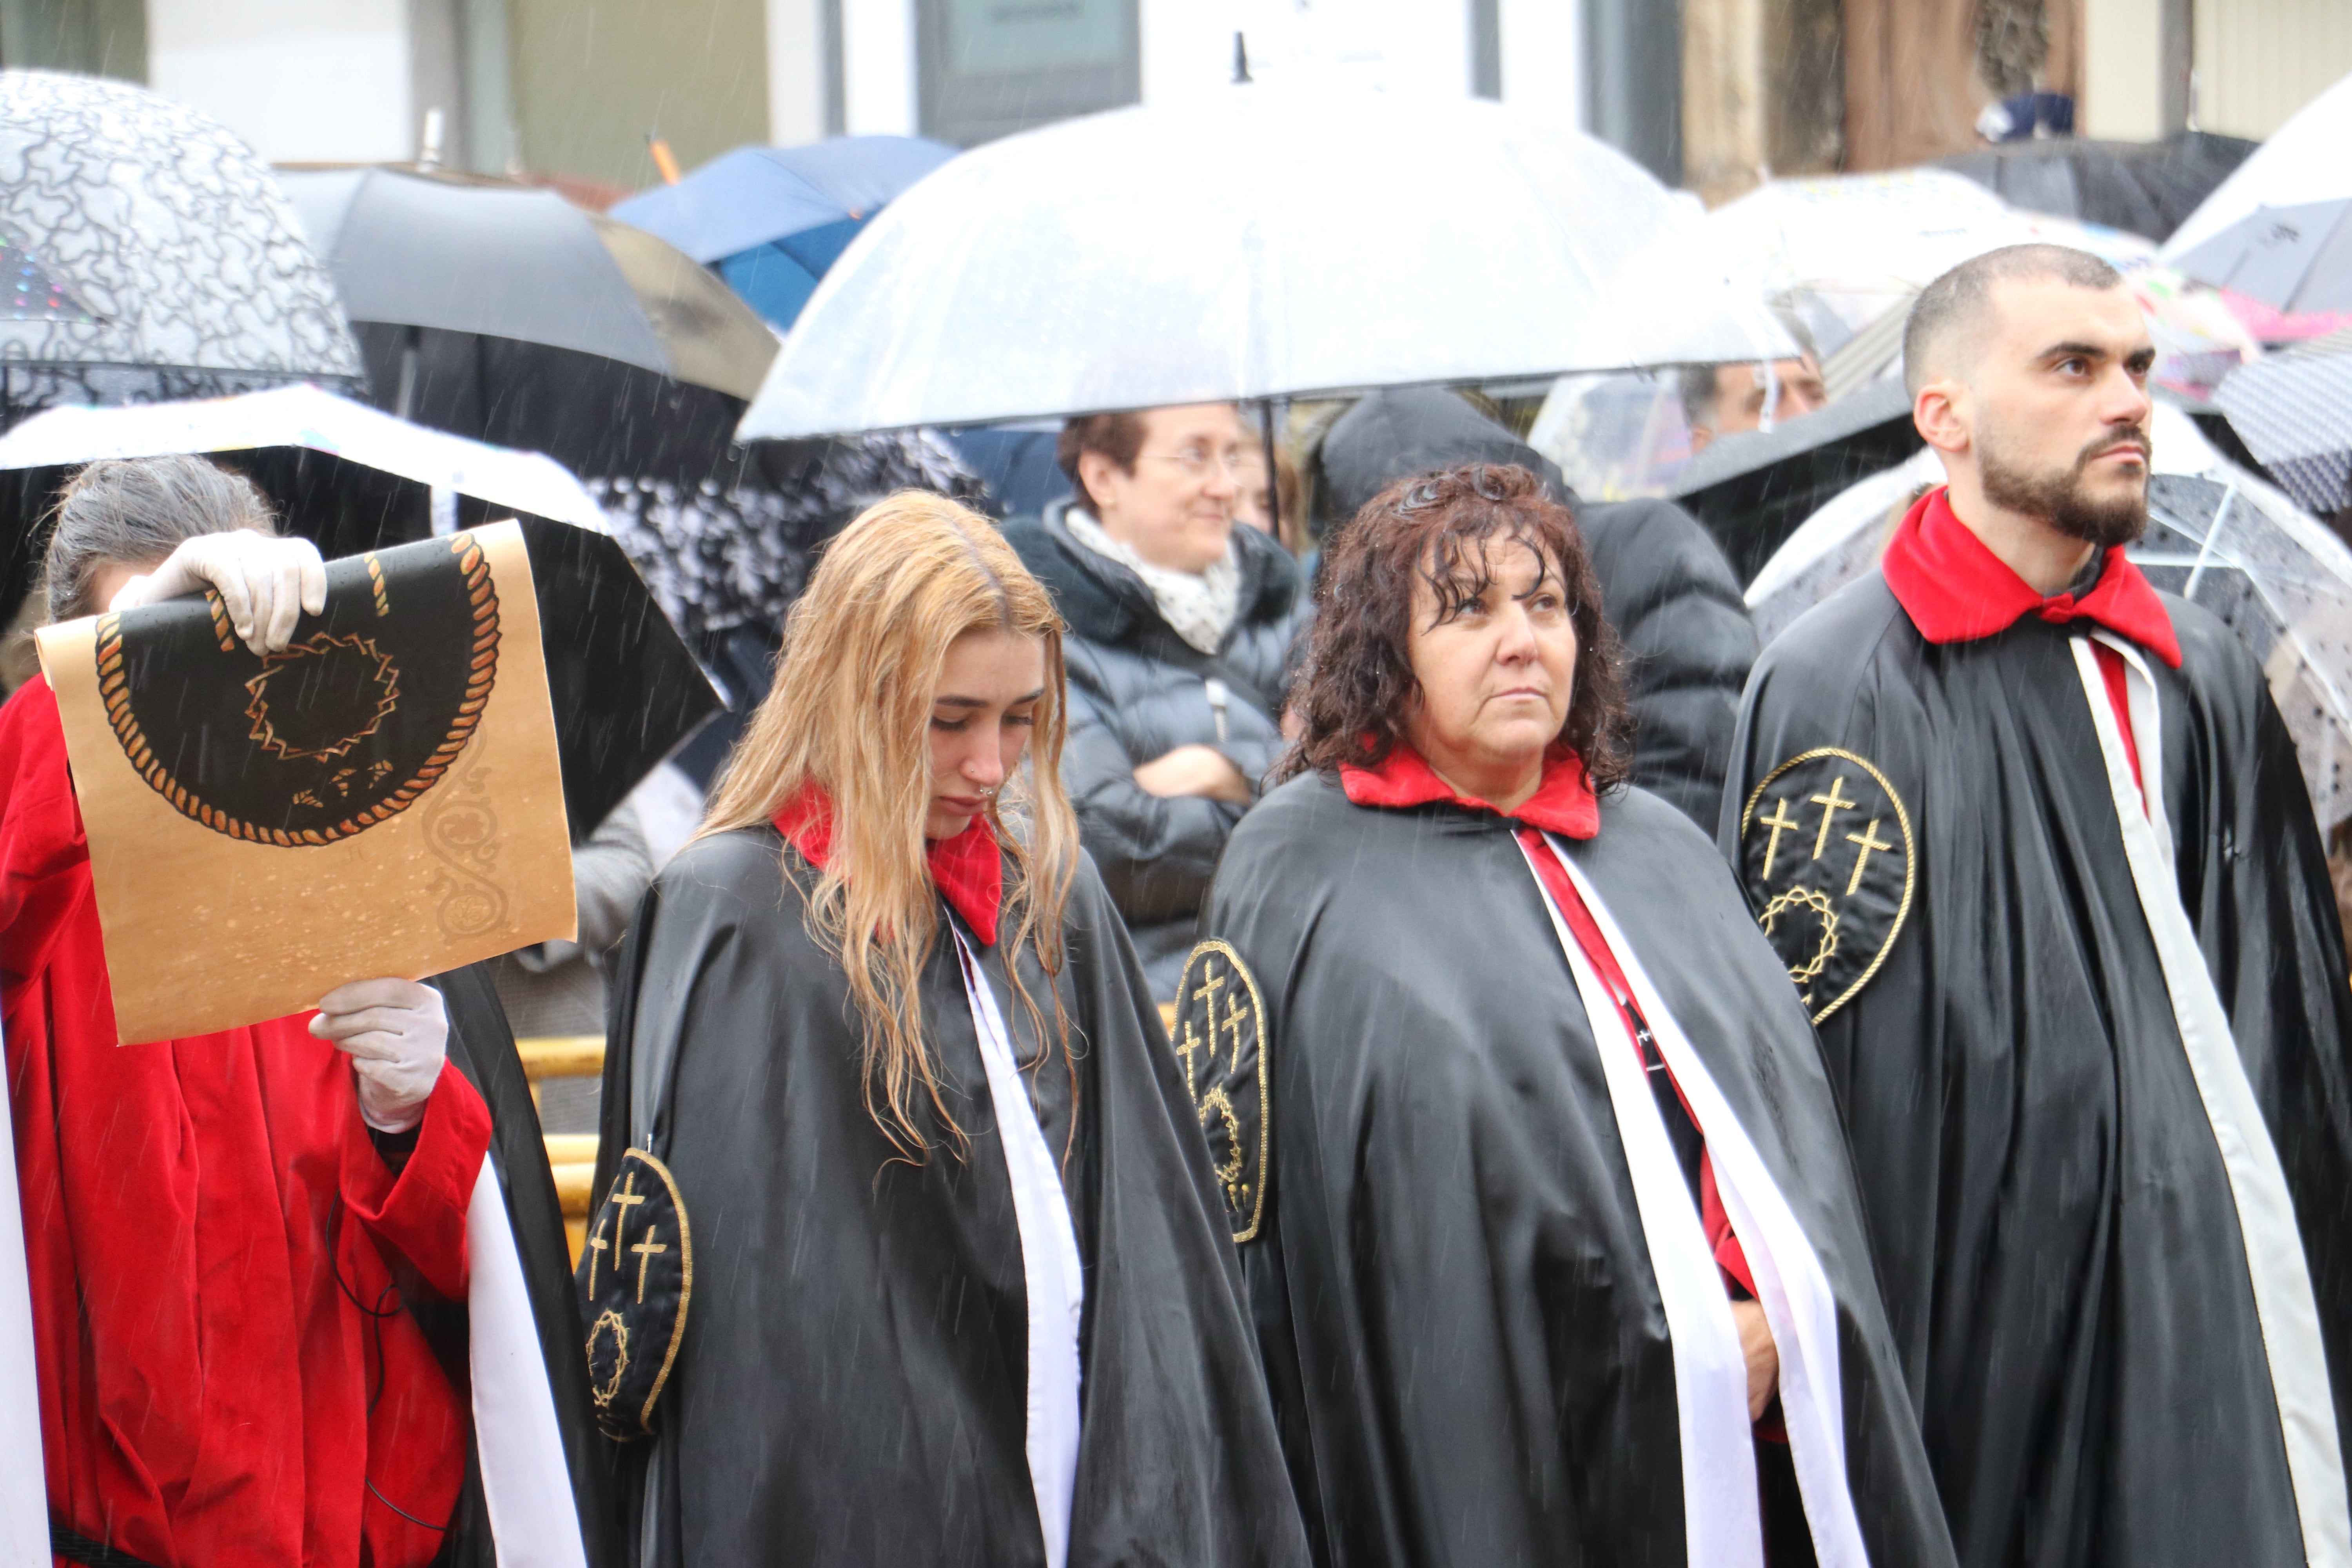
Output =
[{"x1": 588, "y1": 493, "x2": 1308, "y2": 1568}]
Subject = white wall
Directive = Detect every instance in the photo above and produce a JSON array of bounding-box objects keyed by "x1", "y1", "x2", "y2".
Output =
[
  {"x1": 768, "y1": 0, "x2": 827, "y2": 143},
  {"x1": 2194, "y1": 0, "x2": 2352, "y2": 138},
  {"x1": 147, "y1": 0, "x2": 415, "y2": 163},
  {"x1": 840, "y1": 0, "x2": 915, "y2": 134},
  {"x1": 1499, "y1": 0, "x2": 1580, "y2": 129}
]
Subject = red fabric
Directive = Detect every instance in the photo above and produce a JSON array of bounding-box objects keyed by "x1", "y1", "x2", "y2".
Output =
[
  {"x1": 2094, "y1": 643, "x2": 2148, "y2": 816},
  {"x1": 1881, "y1": 486, "x2": 2182, "y2": 668},
  {"x1": 0, "y1": 676, "x2": 488, "y2": 1568},
  {"x1": 773, "y1": 781, "x2": 1004, "y2": 945},
  {"x1": 1516, "y1": 829, "x2": 1756, "y2": 1299},
  {"x1": 1339, "y1": 743, "x2": 1600, "y2": 840}
]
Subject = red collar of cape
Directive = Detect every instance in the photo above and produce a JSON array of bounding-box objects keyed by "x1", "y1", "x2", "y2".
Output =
[
  {"x1": 1881, "y1": 485, "x2": 2181, "y2": 668},
  {"x1": 772, "y1": 782, "x2": 1004, "y2": 945},
  {"x1": 1339, "y1": 742, "x2": 1600, "y2": 840}
]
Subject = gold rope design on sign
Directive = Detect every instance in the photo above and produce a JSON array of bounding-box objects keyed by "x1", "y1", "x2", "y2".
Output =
[
  {"x1": 93, "y1": 532, "x2": 502, "y2": 847},
  {"x1": 1739, "y1": 746, "x2": 1917, "y2": 1024}
]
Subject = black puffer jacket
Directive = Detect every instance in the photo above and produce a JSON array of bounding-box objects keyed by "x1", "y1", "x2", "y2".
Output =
[
  {"x1": 1319, "y1": 388, "x2": 1759, "y2": 828},
  {"x1": 1003, "y1": 502, "x2": 1311, "y2": 998}
]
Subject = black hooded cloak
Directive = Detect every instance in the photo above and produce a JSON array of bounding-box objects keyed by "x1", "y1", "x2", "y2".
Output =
[
  {"x1": 1722, "y1": 516, "x2": 2352, "y2": 1567},
  {"x1": 1198, "y1": 769, "x2": 1955, "y2": 1568},
  {"x1": 588, "y1": 827, "x2": 1310, "y2": 1568}
]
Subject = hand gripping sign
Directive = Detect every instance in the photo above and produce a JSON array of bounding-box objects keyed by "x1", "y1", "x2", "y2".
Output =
[{"x1": 36, "y1": 522, "x2": 575, "y2": 1044}]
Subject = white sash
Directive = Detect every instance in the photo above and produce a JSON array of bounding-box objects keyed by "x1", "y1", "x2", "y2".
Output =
[
  {"x1": 1519, "y1": 838, "x2": 1871, "y2": 1568},
  {"x1": 467, "y1": 1156, "x2": 591, "y2": 1568},
  {"x1": 0, "y1": 1024, "x2": 45, "y2": 1568},
  {"x1": 2072, "y1": 632, "x2": 2352, "y2": 1568},
  {"x1": 953, "y1": 928, "x2": 1085, "y2": 1568}
]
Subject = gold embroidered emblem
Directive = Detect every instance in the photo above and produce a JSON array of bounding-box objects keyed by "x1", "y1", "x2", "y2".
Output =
[
  {"x1": 577, "y1": 1147, "x2": 693, "y2": 1440},
  {"x1": 1738, "y1": 748, "x2": 1915, "y2": 1022},
  {"x1": 1172, "y1": 939, "x2": 1271, "y2": 1244}
]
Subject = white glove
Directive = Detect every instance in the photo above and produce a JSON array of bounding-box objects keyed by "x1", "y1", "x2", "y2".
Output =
[
  {"x1": 312, "y1": 978, "x2": 449, "y2": 1134},
  {"x1": 109, "y1": 529, "x2": 327, "y2": 656}
]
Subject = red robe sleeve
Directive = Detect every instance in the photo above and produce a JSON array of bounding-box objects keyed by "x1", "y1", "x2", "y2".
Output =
[{"x1": 339, "y1": 1060, "x2": 492, "y2": 1301}]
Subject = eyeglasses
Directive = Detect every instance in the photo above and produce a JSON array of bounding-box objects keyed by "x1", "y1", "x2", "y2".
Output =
[{"x1": 1138, "y1": 446, "x2": 1255, "y2": 479}]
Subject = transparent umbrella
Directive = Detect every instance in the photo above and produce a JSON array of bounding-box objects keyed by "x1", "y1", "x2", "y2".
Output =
[
  {"x1": 735, "y1": 86, "x2": 1793, "y2": 441},
  {"x1": 1743, "y1": 404, "x2": 2352, "y2": 829}
]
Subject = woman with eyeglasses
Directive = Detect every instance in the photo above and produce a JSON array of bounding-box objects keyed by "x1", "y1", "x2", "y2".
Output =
[
  {"x1": 590, "y1": 490, "x2": 1309, "y2": 1568},
  {"x1": 1002, "y1": 403, "x2": 1310, "y2": 1001}
]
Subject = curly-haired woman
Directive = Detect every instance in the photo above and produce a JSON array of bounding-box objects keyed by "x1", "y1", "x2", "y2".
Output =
[
  {"x1": 1188, "y1": 464, "x2": 1955, "y2": 1568},
  {"x1": 592, "y1": 491, "x2": 1307, "y2": 1568}
]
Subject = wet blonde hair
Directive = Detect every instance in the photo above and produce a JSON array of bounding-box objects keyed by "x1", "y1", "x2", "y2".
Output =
[{"x1": 700, "y1": 490, "x2": 1078, "y2": 1158}]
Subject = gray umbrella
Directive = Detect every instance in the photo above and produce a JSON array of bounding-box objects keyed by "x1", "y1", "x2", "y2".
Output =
[
  {"x1": 2172, "y1": 198, "x2": 2352, "y2": 316},
  {"x1": 279, "y1": 167, "x2": 776, "y2": 403},
  {"x1": 0, "y1": 70, "x2": 361, "y2": 427},
  {"x1": 2211, "y1": 330, "x2": 2352, "y2": 517}
]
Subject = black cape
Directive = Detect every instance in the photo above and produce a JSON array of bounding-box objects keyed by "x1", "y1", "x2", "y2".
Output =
[
  {"x1": 1199, "y1": 773, "x2": 1955, "y2": 1568},
  {"x1": 1723, "y1": 575, "x2": 2352, "y2": 1567},
  {"x1": 430, "y1": 962, "x2": 616, "y2": 1568},
  {"x1": 588, "y1": 828, "x2": 1310, "y2": 1568}
]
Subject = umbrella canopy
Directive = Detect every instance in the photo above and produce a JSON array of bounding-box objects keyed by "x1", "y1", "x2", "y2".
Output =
[
  {"x1": 1741, "y1": 403, "x2": 2352, "y2": 830},
  {"x1": 279, "y1": 166, "x2": 780, "y2": 490},
  {"x1": 735, "y1": 87, "x2": 1795, "y2": 441},
  {"x1": 611, "y1": 135, "x2": 957, "y2": 330},
  {"x1": 2171, "y1": 199, "x2": 2352, "y2": 316},
  {"x1": 2163, "y1": 70, "x2": 2352, "y2": 264},
  {"x1": 1699, "y1": 170, "x2": 2157, "y2": 359},
  {"x1": 0, "y1": 387, "x2": 718, "y2": 838},
  {"x1": 1667, "y1": 376, "x2": 1924, "y2": 582},
  {"x1": 610, "y1": 135, "x2": 958, "y2": 265},
  {"x1": 1939, "y1": 131, "x2": 2258, "y2": 243},
  {"x1": 0, "y1": 71, "x2": 361, "y2": 427},
  {"x1": 2211, "y1": 329, "x2": 2352, "y2": 516},
  {"x1": 281, "y1": 166, "x2": 777, "y2": 400}
]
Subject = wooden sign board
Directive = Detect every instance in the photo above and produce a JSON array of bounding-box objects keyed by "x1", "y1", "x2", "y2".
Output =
[{"x1": 36, "y1": 522, "x2": 575, "y2": 1044}]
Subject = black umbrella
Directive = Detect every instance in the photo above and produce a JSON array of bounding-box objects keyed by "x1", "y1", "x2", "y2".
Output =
[
  {"x1": 0, "y1": 390, "x2": 718, "y2": 840},
  {"x1": 277, "y1": 167, "x2": 779, "y2": 487},
  {"x1": 1669, "y1": 377, "x2": 1923, "y2": 583},
  {"x1": 2212, "y1": 330, "x2": 2352, "y2": 518},
  {"x1": 1940, "y1": 131, "x2": 2258, "y2": 244},
  {"x1": 0, "y1": 71, "x2": 361, "y2": 430},
  {"x1": 2171, "y1": 199, "x2": 2352, "y2": 317}
]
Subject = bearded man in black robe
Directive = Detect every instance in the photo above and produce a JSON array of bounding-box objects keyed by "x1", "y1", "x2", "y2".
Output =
[{"x1": 1724, "y1": 243, "x2": 2352, "y2": 1568}]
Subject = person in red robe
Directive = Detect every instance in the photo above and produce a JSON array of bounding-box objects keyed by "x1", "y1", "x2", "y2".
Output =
[{"x1": 4, "y1": 457, "x2": 495, "y2": 1568}]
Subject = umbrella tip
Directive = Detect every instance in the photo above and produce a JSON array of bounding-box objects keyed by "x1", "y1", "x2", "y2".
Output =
[
  {"x1": 1232, "y1": 30, "x2": 1252, "y2": 85},
  {"x1": 648, "y1": 134, "x2": 682, "y2": 186}
]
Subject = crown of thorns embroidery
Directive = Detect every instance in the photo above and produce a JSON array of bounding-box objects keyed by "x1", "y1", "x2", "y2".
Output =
[
  {"x1": 242, "y1": 633, "x2": 401, "y2": 763},
  {"x1": 1760, "y1": 886, "x2": 1840, "y2": 985}
]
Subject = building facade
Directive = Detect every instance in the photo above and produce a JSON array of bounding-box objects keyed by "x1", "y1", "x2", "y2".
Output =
[{"x1": 0, "y1": 0, "x2": 2347, "y2": 204}]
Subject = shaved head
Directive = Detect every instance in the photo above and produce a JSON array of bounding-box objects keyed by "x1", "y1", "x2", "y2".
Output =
[{"x1": 1903, "y1": 244, "x2": 2125, "y2": 398}]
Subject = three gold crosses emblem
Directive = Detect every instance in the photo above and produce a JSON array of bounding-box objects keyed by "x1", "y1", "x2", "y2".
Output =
[
  {"x1": 1755, "y1": 773, "x2": 1896, "y2": 895},
  {"x1": 1175, "y1": 961, "x2": 1254, "y2": 1096},
  {"x1": 585, "y1": 1168, "x2": 670, "y2": 1305}
]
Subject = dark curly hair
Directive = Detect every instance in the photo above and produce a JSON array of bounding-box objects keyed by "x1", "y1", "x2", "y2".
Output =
[{"x1": 1277, "y1": 462, "x2": 1632, "y2": 791}]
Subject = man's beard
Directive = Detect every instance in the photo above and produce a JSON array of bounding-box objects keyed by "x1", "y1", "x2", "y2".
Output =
[{"x1": 1979, "y1": 419, "x2": 2151, "y2": 547}]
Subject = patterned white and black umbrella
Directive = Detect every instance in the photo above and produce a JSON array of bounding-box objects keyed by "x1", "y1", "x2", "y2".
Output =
[
  {"x1": 0, "y1": 71, "x2": 361, "y2": 426},
  {"x1": 2211, "y1": 330, "x2": 2352, "y2": 518}
]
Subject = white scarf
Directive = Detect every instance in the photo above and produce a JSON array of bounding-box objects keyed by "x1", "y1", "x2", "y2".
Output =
[{"x1": 1063, "y1": 507, "x2": 1240, "y2": 655}]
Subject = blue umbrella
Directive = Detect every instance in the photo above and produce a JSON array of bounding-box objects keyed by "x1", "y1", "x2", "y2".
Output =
[{"x1": 611, "y1": 135, "x2": 956, "y2": 328}]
